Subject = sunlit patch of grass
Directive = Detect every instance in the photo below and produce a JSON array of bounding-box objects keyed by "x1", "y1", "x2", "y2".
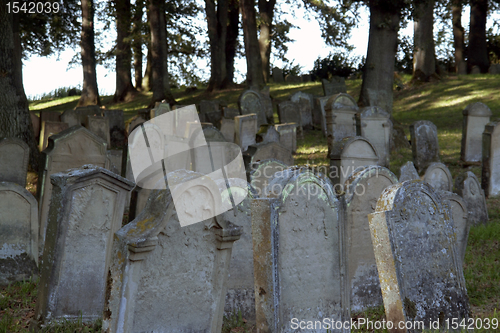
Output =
[{"x1": 29, "y1": 96, "x2": 80, "y2": 111}]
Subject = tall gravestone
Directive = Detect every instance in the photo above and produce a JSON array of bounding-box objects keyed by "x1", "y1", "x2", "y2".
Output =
[
  {"x1": 199, "y1": 100, "x2": 223, "y2": 128},
  {"x1": 249, "y1": 159, "x2": 287, "y2": 197},
  {"x1": 399, "y1": 161, "x2": 420, "y2": 182},
  {"x1": 253, "y1": 168, "x2": 349, "y2": 333},
  {"x1": 40, "y1": 110, "x2": 61, "y2": 124},
  {"x1": 272, "y1": 67, "x2": 284, "y2": 83},
  {"x1": 277, "y1": 101, "x2": 302, "y2": 132},
  {"x1": 34, "y1": 166, "x2": 133, "y2": 327},
  {"x1": 31, "y1": 113, "x2": 40, "y2": 141},
  {"x1": 314, "y1": 95, "x2": 332, "y2": 136},
  {"x1": 0, "y1": 138, "x2": 29, "y2": 187},
  {"x1": 86, "y1": 116, "x2": 111, "y2": 147},
  {"x1": 235, "y1": 114, "x2": 257, "y2": 151},
  {"x1": 322, "y1": 77, "x2": 347, "y2": 96},
  {"x1": 368, "y1": 181, "x2": 470, "y2": 331},
  {"x1": 454, "y1": 171, "x2": 489, "y2": 225},
  {"x1": 238, "y1": 89, "x2": 268, "y2": 127},
  {"x1": 325, "y1": 93, "x2": 360, "y2": 142},
  {"x1": 360, "y1": 106, "x2": 392, "y2": 167},
  {"x1": 482, "y1": 120, "x2": 500, "y2": 197},
  {"x1": 423, "y1": 162, "x2": 452, "y2": 191},
  {"x1": 460, "y1": 102, "x2": 492, "y2": 163},
  {"x1": 220, "y1": 118, "x2": 235, "y2": 142},
  {"x1": 344, "y1": 166, "x2": 398, "y2": 312},
  {"x1": 39, "y1": 121, "x2": 69, "y2": 151},
  {"x1": 0, "y1": 182, "x2": 38, "y2": 286},
  {"x1": 103, "y1": 110, "x2": 126, "y2": 149},
  {"x1": 275, "y1": 123, "x2": 297, "y2": 153},
  {"x1": 410, "y1": 120, "x2": 440, "y2": 173},
  {"x1": 438, "y1": 190, "x2": 469, "y2": 264}
]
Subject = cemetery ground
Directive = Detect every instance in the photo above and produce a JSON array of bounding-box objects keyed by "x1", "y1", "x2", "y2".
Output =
[{"x1": 1, "y1": 74, "x2": 499, "y2": 332}]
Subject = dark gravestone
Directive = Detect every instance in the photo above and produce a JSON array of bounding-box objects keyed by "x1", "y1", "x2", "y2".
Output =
[
  {"x1": 322, "y1": 76, "x2": 347, "y2": 96},
  {"x1": 454, "y1": 171, "x2": 488, "y2": 226},
  {"x1": 481, "y1": 120, "x2": 500, "y2": 197},
  {"x1": 103, "y1": 110, "x2": 126, "y2": 149},
  {"x1": 0, "y1": 138, "x2": 29, "y2": 187},
  {"x1": 410, "y1": 120, "x2": 440, "y2": 173}
]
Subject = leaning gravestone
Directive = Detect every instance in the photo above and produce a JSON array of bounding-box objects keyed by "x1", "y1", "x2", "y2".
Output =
[
  {"x1": 235, "y1": 114, "x2": 257, "y2": 152},
  {"x1": 0, "y1": 182, "x2": 38, "y2": 286},
  {"x1": 86, "y1": 116, "x2": 111, "y2": 147},
  {"x1": 253, "y1": 168, "x2": 349, "y2": 333},
  {"x1": 322, "y1": 76, "x2": 347, "y2": 96},
  {"x1": 368, "y1": 181, "x2": 470, "y2": 330},
  {"x1": 244, "y1": 142, "x2": 293, "y2": 175},
  {"x1": 34, "y1": 166, "x2": 133, "y2": 327},
  {"x1": 454, "y1": 171, "x2": 489, "y2": 225},
  {"x1": 481, "y1": 120, "x2": 500, "y2": 197},
  {"x1": 423, "y1": 162, "x2": 453, "y2": 191},
  {"x1": 313, "y1": 95, "x2": 332, "y2": 136},
  {"x1": 410, "y1": 120, "x2": 440, "y2": 173},
  {"x1": 360, "y1": 106, "x2": 392, "y2": 167},
  {"x1": 39, "y1": 121, "x2": 69, "y2": 151},
  {"x1": 325, "y1": 93, "x2": 360, "y2": 142},
  {"x1": 249, "y1": 159, "x2": 287, "y2": 197},
  {"x1": 274, "y1": 123, "x2": 297, "y2": 153},
  {"x1": 399, "y1": 161, "x2": 420, "y2": 182},
  {"x1": 238, "y1": 89, "x2": 267, "y2": 127},
  {"x1": 329, "y1": 136, "x2": 379, "y2": 189},
  {"x1": 438, "y1": 190, "x2": 469, "y2": 264},
  {"x1": 344, "y1": 166, "x2": 398, "y2": 312},
  {"x1": 460, "y1": 102, "x2": 492, "y2": 163},
  {"x1": 0, "y1": 138, "x2": 29, "y2": 187},
  {"x1": 103, "y1": 171, "x2": 242, "y2": 333}
]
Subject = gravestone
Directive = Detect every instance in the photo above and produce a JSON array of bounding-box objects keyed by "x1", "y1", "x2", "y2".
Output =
[
  {"x1": 126, "y1": 115, "x2": 146, "y2": 134},
  {"x1": 189, "y1": 125, "x2": 230, "y2": 175},
  {"x1": 0, "y1": 182, "x2": 38, "y2": 286},
  {"x1": 290, "y1": 91, "x2": 317, "y2": 127},
  {"x1": 40, "y1": 110, "x2": 61, "y2": 124},
  {"x1": 244, "y1": 142, "x2": 293, "y2": 174},
  {"x1": 199, "y1": 100, "x2": 223, "y2": 128},
  {"x1": 296, "y1": 98, "x2": 313, "y2": 128},
  {"x1": 61, "y1": 109, "x2": 80, "y2": 127},
  {"x1": 220, "y1": 118, "x2": 235, "y2": 142},
  {"x1": 325, "y1": 93, "x2": 360, "y2": 142},
  {"x1": 106, "y1": 149, "x2": 123, "y2": 175},
  {"x1": 103, "y1": 110, "x2": 126, "y2": 148},
  {"x1": 86, "y1": 116, "x2": 111, "y2": 147},
  {"x1": 0, "y1": 138, "x2": 29, "y2": 187},
  {"x1": 235, "y1": 114, "x2": 257, "y2": 151},
  {"x1": 423, "y1": 162, "x2": 453, "y2": 191},
  {"x1": 460, "y1": 102, "x2": 492, "y2": 163},
  {"x1": 238, "y1": 89, "x2": 268, "y2": 127},
  {"x1": 454, "y1": 171, "x2": 489, "y2": 225},
  {"x1": 368, "y1": 181, "x2": 470, "y2": 330},
  {"x1": 410, "y1": 120, "x2": 440, "y2": 173},
  {"x1": 249, "y1": 159, "x2": 287, "y2": 197},
  {"x1": 329, "y1": 136, "x2": 379, "y2": 189},
  {"x1": 438, "y1": 190, "x2": 469, "y2": 264},
  {"x1": 34, "y1": 165, "x2": 134, "y2": 327},
  {"x1": 481, "y1": 120, "x2": 500, "y2": 197},
  {"x1": 103, "y1": 172, "x2": 242, "y2": 333},
  {"x1": 63, "y1": 106, "x2": 102, "y2": 127},
  {"x1": 344, "y1": 166, "x2": 398, "y2": 312},
  {"x1": 39, "y1": 121, "x2": 69, "y2": 151},
  {"x1": 488, "y1": 63, "x2": 500, "y2": 74},
  {"x1": 313, "y1": 95, "x2": 331, "y2": 136},
  {"x1": 31, "y1": 113, "x2": 40, "y2": 140},
  {"x1": 150, "y1": 101, "x2": 170, "y2": 118},
  {"x1": 256, "y1": 124, "x2": 279, "y2": 144},
  {"x1": 285, "y1": 74, "x2": 301, "y2": 83},
  {"x1": 470, "y1": 65, "x2": 481, "y2": 74},
  {"x1": 37, "y1": 126, "x2": 109, "y2": 249},
  {"x1": 360, "y1": 106, "x2": 392, "y2": 167},
  {"x1": 222, "y1": 107, "x2": 240, "y2": 119},
  {"x1": 272, "y1": 67, "x2": 284, "y2": 83},
  {"x1": 277, "y1": 101, "x2": 302, "y2": 136},
  {"x1": 252, "y1": 168, "x2": 349, "y2": 332},
  {"x1": 274, "y1": 123, "x2": 297, "y2": 153},
  {"x1": 322, "y1": 76, "x2": 347, "y2": 96},
  {"x1": 301, "y1": 74, "x2": 311, "y2": 82},
  {"x1": 399, "y1": 161, "x2": 420, "y2": 182}
]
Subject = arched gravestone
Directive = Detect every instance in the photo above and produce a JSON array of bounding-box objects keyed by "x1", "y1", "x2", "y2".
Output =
[
  {"x1": 460, "y1": 102, "x2": 492, "y2": 163},
  {"x1": 253, "y1": 168, "x2": 349, "y2": 333},
  {"x1": 409, "y1": 120, "x2": 440, "y2": 173},
  {"x1": 238, "y1": 89, "x2": 268, "y2": 127},
  {"x1": 482, "y1": 120, "x2": 500, "y2": 197},
  {"x1": 344, "y1": 166, "x2": 398, "y2": 312},
  {"x1": 0, "y1": 138, "x2": 29, "y2": 187},
  {"x1": 399, "y1": 161, "x2": 420, "y2": 182},
  {"x1": 274, "y1": 123, "x2": 297, "y2": 153},
  {"x1": 322, "y1": 76, "x2": 347, "y2": 96},
  {"x1": 249, "y1": 158, "x2": 287, "y2": 197},
  {"x1": 243, "y1": 142, "x2": 293, "y2": 177},
  {"x1": 235, "y1": 114, "x2": 258, "y2": 152},
  {"x1": 290, "y1": 91, "x2": 316, "y2": 126},
  {"x1": 103, "y1": 171, "x2": 242, "y2": 333},
  {"x1": 329, "y1": 136, "x2": 379, "y2": 189},
  {"x1": 423, "y1": 162, "x2": 453, "y2": 191},
  {"x1": 189, "y1": 125, "x2": 231, "y2": 176},
  {"x1": 360, "y1": 106, "x2": 392, "y2": 167},
  {"x1": 324, "y1": 93, "x2": 360, "y2": 143},
  {"x1": 277, "y1": 101, "x2": 302, "y2": 131},
  {"x1": 454, "y1": 171, "x2": 488, "y2": 225},
  {"x1": 37, "y1": 126, "x2": 109, "y2": 250},
  {"x1": 368, "y1": 181, "x2": 470, "y2": 330},
  {"x1": 438, "y1": 190, "x2": 469, "y2": 265}
]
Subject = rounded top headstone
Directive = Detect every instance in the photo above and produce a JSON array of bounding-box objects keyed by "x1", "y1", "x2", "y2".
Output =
[
  {"x1": 360, "y1": 106, "x2": 390, "y2": 119},
  {"x1": 423, "y1": 162, "x2": 453, "y2": 192},
  {"x1": 329, "y1": 136, "x2": 378, "y2": 160},
  {"x1": 325, "y1": 93, "x2": 358, "y2": 111},
  {"x1": 462, "y1": 102, "x2": 492, "y2": 116},
  {"x1": 344, "y1": 165, "x2": 398, "y2": 203}
]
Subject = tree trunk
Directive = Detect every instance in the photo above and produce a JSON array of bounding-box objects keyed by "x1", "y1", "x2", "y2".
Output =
[
  {"x1": 0, "y1": 5, "x2": 39, "y2": 170},
  {"x1": 206, "y1": 0, "x2": 229, "y2": 91},
  {"x1": 468, "y1": 0, "x2": 489, "y2": 73},
  {"x1": 258, "y1": 0, "x2": 276, "y2": 83},
  {"x1": 241, "y1": 0, "x2": 265, "y2": 90},
  {"x1": 358, "y1": 0, "x2": 401, "y2": 114},
  {"x1": 225, "y1": 0, "x2": 239, "y2": 85},
  {"x1": 452, "y1": 0, "x2": 467, "y2": 75},
  {"x1": 114, "y1": 0, "x2": 137, "y2": 102},
  {"x1": 78, "y1": 0, "x2": 100, "y2": 106},
  {"x1": 144, "y1": 44, "x2": 152, "y2": 91},
  {"x1": 413, "y1": 0, "x2": 436, "y2": 81},
  {"x1": 132, "y1": 0, "x2": 144, "y2": 90}
]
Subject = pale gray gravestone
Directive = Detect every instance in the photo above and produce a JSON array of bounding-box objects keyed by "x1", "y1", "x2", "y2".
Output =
[
  {"x1": 256, "y1": 124, "x2": 279, "y2": 144},
  {"x1": 360, "y1": 106, "x2": 392, "y2": 167},
  {"x1": 324, "y1": 93, "x2": 360, "y2": 143},
  {"x1": 272, "y1": 67, "x2": 284, "y2": 83},
  {"x1": 61, "y1": 109, "x2": 80, "y2": 127},
  {"x1": 0, "y1": 182, "x2": 38, "y2": 286},
  {"x1": 277, "y1": 101, "x2": 302, "y2": 134},
  {"x1": 454, "y1": 171, "x2": 489, "y2": 225},
  {"x1": 106, "y1": 149, "x2": 123, "y2": 176},
  {"x1": 368, "y1": 181, "x2": 470, "y2": 331},
  {"x1": 274, "y1": 123, "x2": 298, "y2": 153},
  {"x1": 410, "y1": 120, "x2": 440, "y2": 173},
  {"x1": 34, "y1": 165, "x2": 133, "y2": 327},
  {"x1": 238, "y1": 89, "x2": 268, "y2": 127},
  {"x1": 86, "y1": 116, "x2": 111, "y2": 147},
  {"x1": 220, "y1": 118, "x2": 235, "y2": 142},
  {"x1": 253, "y1": 168, "x2": 349, "y2": 333},
  {"x1": 37, "y1": 126, "x2": 109, "y2": 250},
  {"x1": 249, "y1": 158, "x2": 287, "y2": 197},
  {"x1": 39, "y1": 121, "x2": 69, "y2": 151},
  {"x1": 0, "y1": 138, "x2": 29, "y2": 187},
  {"x1": 322, "y1": 76, "x2": 347, "y2": 96},
  {"x1": 290, "y1": 91, "x2": 317, "y2": 128},
  {"x1": 235, "y1": 114, "x2": 258, "y2": 152},
  {"x1": 329, "y1": 136, "x2": 379, "y2": 189},
  {"x1": 150, "y1": 101, "x2": 170, "y2": 119},
  {"x1": 244, "y1": 142, "x2": 293, "y2": 174},
  {"x1": 460, "y1": 102, "x2": 492, "y2": 163},
  {"x1": 313, "y1": 95, "x2": 332, "y2": 136},
  {"x1": 344, "y1": 166, "x2": 398, "y2": 312},
  {"x1": 399, "y1": 161, "x2": 420, "y2": 182},
  {"x1": 423, "y1": 162, "x2": 453, "y2": 192},
  {"x1": 482, "y1": 120, "x2": 500, "y2": 197},
  {"x1": 222, "y1": 106, "x2": 241, "y2": 119},
  {"x1": 103, "y1": 110, "x2": 126, "y2": 149},
  {"x1": 103, "y1": 171, "x2": 242, "y2": 333}
]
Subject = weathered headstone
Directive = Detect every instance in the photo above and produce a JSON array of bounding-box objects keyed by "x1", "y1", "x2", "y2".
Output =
[
  {"x1": 410, "y1": 120, "x2": 440, "y2": 173},
  {"x1": 0, "y1": 138, "x2": 29, "y2": 187},
  {"x1": 199, "y1": 100, "x2": 223, "y2": 128},
  {"x1": 285, "y1": 74, "x2": 301, "y2": 84},
  {"x1": 313, "y1": 95, "x2": 331, "y2": 136},
  {"x1": 61, "y1": 109, "x2": 80, "y2": 127},
  {"x1": 344, "y1": 166, "x2": 398, "y2": 313},
  {"x1": 277, "y1": 101, "x2": 302, "y2": 137},
  {"x1": 325, "y1": 93, "x2": 360, "y2": 143},
  {"x1": 220, "y1": 118, "x2": 235, "y2": 142},
  {"x1": 39, "y1": 121, "x2": 69, "y2": 151},
  {"x1": 423, "y1": 162, "x2": 452, "y2": 191},
  {"x1": 290, "y1": 91, "x2": 316, "y2": 127},
  {"x1": 248, "y1": 158, "x2": 286, "y2": 197},
  {"x1": 360, "y1": 106, "x2": 392, "y2": 167},
  {"x1": 482, "y1": 120, "x2": 500, "y2": 197},
  {"x1": 256, "y1": 124, "x2": 279, "y2": 144},
  {"x1": 329, "y1": 136, "x2": 379, "y2": 188},
  {"x1": 31, "y1": 112, "x2": 40, "y2": 140},
  {"x1": 274, "y1": 123, "x2": 297, "y2": 153},
  {"x1": 454, "y1": 171, "x2": 489, "y2": 225},
  {"x1": 399, "y1": 161, "x2": 420, "y2": 182},
  {"x1": 438, "y1": 190, "x2": 469, "y2": 264},
  {"x1": 103, "y1": 110, "x2": 126, "y2": 148},
  {"x1": 244, "y1": 142, "x2": 293, "y2": 174},
  {"x1": 34, "y1": 165, "x2": 133, "y2": 326},
  {"x1": 106, "y1": 149, "x2": 123, "y2": 175},
  {"x1": 238, "y1": 89, "x2": 268, "y2": 127},
  {"x1": 252, "y1": 168, "x2": 349, "y2": 332},
  {"x1": 368, "y1": 181, "x2": 470, "y2": 330},
  {"x1": 189, "y1": 125, "x2": 230, "y2": 175},
  {"x1": 234, "y1": 114, "x2": 257, "y2": 151},
  {"x1": 150, "y1": 101, "x2": 170, "y2": 119},
  {"x1": 460, "y1": 102, "x2": 492, "y2": 163},
  {"x1": 0, "y1": 182, "x2": 38, "y2": 286},
  {"x1": 86, "y1": 116, "x2": 111, "y2": 147},
  {"x1": 272, "y1": 67, "x2": 284, "y2": 83},
  {"x1": 322, "y1": 76, "x2": 347, "y2": 96},
  {"x1": 222, "y1": 107, "x2": 240, "y2": 119}
]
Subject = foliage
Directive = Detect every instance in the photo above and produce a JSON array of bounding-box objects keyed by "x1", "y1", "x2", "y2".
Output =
[
  {"x1": 395, "y1": 35, "x2": 413, "y2": 74},
  {"x1": 486, "y1": 24, "x2": 500, "y2": 64},
  {"x1": 310, "y1": 52, "x2": 361, "y2": 79},
  {"x1": 28, "y1": 86, "x2": 82, "y2": 102},
  {"x1": 222, "y1": 310, "x2": 253, "y2": 333}
]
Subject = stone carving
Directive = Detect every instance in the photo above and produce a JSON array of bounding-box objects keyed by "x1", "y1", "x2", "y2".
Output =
[{"x1": 423, "y1": 162, "x2": 453, "y2": 192}]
